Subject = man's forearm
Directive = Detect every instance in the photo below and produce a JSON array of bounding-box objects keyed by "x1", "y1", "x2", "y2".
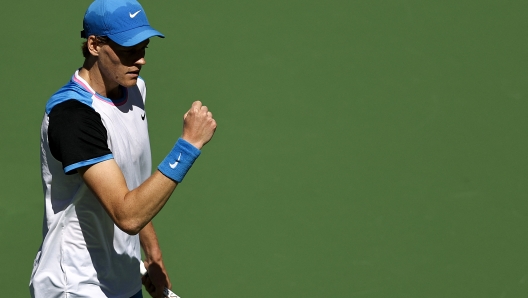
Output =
[
  {"x1": 80, "y1": 162, "x2": 178, "y2": 235},
  {"x1": 140, "y1": 221, "x2": 173, "y2": 296},
  {"x1": 140, "y1": 221, "x2": 163, "y2": 263}
]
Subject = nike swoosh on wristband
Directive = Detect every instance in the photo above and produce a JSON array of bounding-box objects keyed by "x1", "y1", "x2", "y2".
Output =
[
  {"x1": 129, "y1": 10, "x2": 141, "y2": 18},
  {"x1": 169, "y1": 153, "x2": 182, "y2": 169}
]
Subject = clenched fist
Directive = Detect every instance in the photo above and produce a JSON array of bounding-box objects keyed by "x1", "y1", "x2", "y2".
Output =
[{"x1": 181, "y1": 101, "x2": 217, "y2": 150}]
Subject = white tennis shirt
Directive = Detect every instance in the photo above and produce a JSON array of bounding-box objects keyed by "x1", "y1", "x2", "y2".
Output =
[{"x1": 30, "y1": 70, "x2": 152, "y2": 298}]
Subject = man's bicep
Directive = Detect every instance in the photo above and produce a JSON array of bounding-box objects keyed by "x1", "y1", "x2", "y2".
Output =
[{"x1": 78, "y1": 159, "x2": 130, "y2": 219}]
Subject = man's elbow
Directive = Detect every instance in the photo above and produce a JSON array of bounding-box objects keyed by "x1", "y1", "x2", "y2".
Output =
[{"x1": 115, "y1": 218, "x2": 144, "y2": 235}]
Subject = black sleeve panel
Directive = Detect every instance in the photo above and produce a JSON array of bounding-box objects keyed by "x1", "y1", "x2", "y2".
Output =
[{"x1": 48, "y1": 100, "x2": 112, "y2": 174}]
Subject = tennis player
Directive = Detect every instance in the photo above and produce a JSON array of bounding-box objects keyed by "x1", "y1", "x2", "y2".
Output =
[{"x1": 29, "y1": 0, "x2": 216, "y2": 297}]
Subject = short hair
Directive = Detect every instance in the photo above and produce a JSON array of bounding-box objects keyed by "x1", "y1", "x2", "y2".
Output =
[{"x1": 81, "y1": 36, "x2": 110, "y2": 58}]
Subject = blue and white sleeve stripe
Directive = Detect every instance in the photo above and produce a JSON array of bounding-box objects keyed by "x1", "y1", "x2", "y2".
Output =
[{"x1": 64, "y1": 154, "x2": 114, "y2": 174}]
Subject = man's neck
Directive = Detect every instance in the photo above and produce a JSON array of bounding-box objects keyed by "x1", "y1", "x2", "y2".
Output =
[{"x1": 79, "y1": 60, "x2": 121, "y2": 99}]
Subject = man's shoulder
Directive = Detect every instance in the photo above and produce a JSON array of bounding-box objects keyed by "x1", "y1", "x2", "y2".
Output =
[
  {"x1": 48, "y1": 100, "x2": 102, "y2": 135},
  {"x1": 46, "y1": 74, "x2": 94, "y2": 115},
  {"x1": 50, "y1": 99, "x2": 93, "y2": 115}
]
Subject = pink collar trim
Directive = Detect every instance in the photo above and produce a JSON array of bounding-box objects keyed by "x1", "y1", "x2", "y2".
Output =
[{"x1": 72, "y1": 70, "x2": 128, "y2": 106}]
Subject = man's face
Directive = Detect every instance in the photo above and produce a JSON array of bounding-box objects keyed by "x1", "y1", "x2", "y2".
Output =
[{"x1": 97, "y1": 38, "x2": 150, "y2": 88}]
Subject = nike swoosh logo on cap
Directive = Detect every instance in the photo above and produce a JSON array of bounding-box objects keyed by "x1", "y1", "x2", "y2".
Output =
[{"x1": 130, "y1": 10, "x2": 141, "y2": 18}]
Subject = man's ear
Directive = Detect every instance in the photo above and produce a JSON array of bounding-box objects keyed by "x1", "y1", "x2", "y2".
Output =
[{"x1": 87, "y1": 35, "x2": 102, "y2": 57}]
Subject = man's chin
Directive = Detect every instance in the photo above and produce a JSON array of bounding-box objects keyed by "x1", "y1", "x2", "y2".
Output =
[{"x1": 121, "y1": 78, "x2": 138, "y2": 88}]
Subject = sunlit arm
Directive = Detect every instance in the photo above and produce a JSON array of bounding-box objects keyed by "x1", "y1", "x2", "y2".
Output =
[{"x1": 79, "y1": 159, "x2": 177, "y2": 235}]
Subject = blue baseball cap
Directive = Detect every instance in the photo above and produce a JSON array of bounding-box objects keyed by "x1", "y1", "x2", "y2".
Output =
[{"x1": 81, "y1": 0, "x2": 164, "y2": 47}]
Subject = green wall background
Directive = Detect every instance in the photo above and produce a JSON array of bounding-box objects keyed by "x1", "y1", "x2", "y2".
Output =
[{"x1": 1, "y1": 1, "x2": 527, "y2": 297}]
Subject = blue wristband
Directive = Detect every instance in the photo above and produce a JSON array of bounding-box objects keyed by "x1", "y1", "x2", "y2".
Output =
[{"x1": 158, "y1": 138, "x2": 201, "y2": 183}]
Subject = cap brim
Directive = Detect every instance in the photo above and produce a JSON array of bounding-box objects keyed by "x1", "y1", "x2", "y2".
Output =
[{"x1": 108, "y1": 26, "x2": 165, "y2": 47}]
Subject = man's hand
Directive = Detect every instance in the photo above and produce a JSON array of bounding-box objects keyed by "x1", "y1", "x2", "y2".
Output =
[
  {"x1": 182, "y1": 101, "x2": 217, "y2": 150},
  {"x1": 142, "y1": 259, "x2": 172, "y2": 298}
]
